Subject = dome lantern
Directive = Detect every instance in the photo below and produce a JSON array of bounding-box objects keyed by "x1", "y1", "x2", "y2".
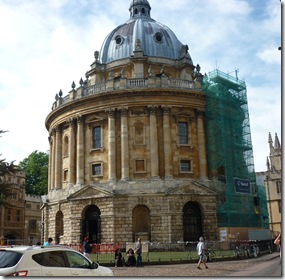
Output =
[{"x1": 129, "y1": 0, "x2": 151, "y2": 19}]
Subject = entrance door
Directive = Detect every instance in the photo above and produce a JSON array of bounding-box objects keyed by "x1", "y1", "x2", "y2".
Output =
[
  {"x1": 82, "y1": 205, "x2": 101, "y2": 243},
  {"x1": 183, "y1": 202, "x2": 202, "y2": 241}
]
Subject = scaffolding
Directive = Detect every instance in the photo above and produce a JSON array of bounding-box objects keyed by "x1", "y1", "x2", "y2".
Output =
[{"x1": 203, "y1": 69, "x2": 259, "y2": 228}]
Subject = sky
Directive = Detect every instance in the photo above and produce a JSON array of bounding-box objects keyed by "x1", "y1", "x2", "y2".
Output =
[{"x1": 0, "y1": 0, "x2": 282, "y2": 172}]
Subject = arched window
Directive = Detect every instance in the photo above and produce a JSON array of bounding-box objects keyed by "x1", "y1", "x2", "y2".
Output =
[
  {"x1": 133, "y1": 121, "x2": 145, "y2": 145},
  {"x1": 183, "y1": 202, "x2": 202, "y2": 242},
  {"x1": 64, "y1": 136, "x2": 69, "y2": 156},
  {"x1": 55, "y1": 211, "x2": 64, "y2": 243}
]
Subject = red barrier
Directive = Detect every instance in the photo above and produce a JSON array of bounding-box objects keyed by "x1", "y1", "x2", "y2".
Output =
[{"x1": 69, "y1": 243, "x2": 122, "y2": 253}]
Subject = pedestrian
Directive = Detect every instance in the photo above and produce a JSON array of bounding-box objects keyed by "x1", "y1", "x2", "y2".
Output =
[
  {"x1": 43, "y1": 237, "x2": 53, "y2": 246},
  {"x1": 83, "y1": 237, "x2": 92, "y2": 260},
  {"x1": 274, "y1": 233, "x2": 281, "y2": 260},
  {"x1": 135, "y1": 237, "x2": 142, "y2": 267},
  {"x1": 196, "y1": 236, "x2": 208, "y2": 269},
  {"x1": 114, "y1": 248, "x2": 125, "y2": 267}
]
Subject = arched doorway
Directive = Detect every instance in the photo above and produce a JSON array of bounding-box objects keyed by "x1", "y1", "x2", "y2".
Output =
[
  {"x1": 55, "y1": 211, "x2": 64, "y2": 244},
  {"x1": 132, "y1": 205, "x2": 151, "y2": 241},
  {"x1": 82, "y1": 205, "x2": 101, "y2": 243},
  {"x1": 183, "y1": 202, "x2": 203, "y2": 242}
]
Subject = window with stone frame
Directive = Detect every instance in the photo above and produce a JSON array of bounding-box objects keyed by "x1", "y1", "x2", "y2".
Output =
[
  {"x1": 10, "y1": 191, "x2": 17, "y2": 200},
  {"x1": 29, "y1": 219, "x2": 37, "y2": 232},
  {"x1": 178, "y1": 122, "x2": 188, "y2": 144},
  {"x1": 180, "y1": 159, "x2": 193, "y2": 173},
  {"x1": 278, "y1": 200, "x2": 281, "y2": 213},
  {"x1": 276, "y1": 180, "x2": 281, "y2": 194},
  {"x1": 16, "y1": 209, "x2": 21, "y2": 222},
  {"x1": 6, "y1": 209, "x2": 11, "y2": 221},
  {"x1": 63, "y1": 169, "x2": 68, "y2": 182},
  {"x1": 133, "y1": 121, "x2": 146, "y2": 145},
  {"x1": 134, "y1": 159, "x2": 146, "y2": 173},
  {"x1": 93, "y1": 126, "x2": 102, "y2": 149},
  {"x1": 91, "y1": 163, "x2": 103, "y2": 177},
  {"x1": 63, "y1": 135, "x2": 69, "y2": 156}
]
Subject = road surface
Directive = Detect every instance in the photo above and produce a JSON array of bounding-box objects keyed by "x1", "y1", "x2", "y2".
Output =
[{"x1": 111, "y1": 252, "x2": 281, "y2": 277}]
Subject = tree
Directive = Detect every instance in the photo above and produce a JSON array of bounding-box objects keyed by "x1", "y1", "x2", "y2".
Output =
[
  {"x1": 19, "y1": 151, "x2": 49, "y2": 196},
  {"x1": 0, "y1": 130, "x2": 18, "y2": 206}
]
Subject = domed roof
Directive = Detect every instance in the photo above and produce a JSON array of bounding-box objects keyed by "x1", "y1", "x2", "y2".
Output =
[{"x1": 99, "y1": 0, "x2": 193, "y2": 64}]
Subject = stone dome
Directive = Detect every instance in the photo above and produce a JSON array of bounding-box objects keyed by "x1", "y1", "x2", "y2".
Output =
[{"x1": 99, "y1": 0, "x2": 193, "y2": 64}]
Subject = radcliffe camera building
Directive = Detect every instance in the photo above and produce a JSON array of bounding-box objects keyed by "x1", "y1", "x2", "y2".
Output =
[{"x1": 42, "y1": 0, "x2": 263, "y2": 244}]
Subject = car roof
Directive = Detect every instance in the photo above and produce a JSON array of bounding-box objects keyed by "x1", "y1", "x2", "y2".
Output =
[{"x1": 0, "y1": 245, "x2": 78, "y2": 252}]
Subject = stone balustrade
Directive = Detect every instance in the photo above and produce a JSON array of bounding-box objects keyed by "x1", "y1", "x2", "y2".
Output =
[{"x1": 52, "y1": 77, "x2": 202, "y2": 110}]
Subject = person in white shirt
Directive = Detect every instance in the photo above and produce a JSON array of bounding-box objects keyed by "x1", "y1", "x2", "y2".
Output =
[{"x1": 196, "y1": 236, "x2": 208, "y2": 269}]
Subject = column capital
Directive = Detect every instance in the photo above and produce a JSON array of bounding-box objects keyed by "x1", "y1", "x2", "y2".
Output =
[
  {"x1": 76, "y1": 115, "x2": 84, "y2": 123},
  {"x1": 119, "y1": 107, "x2": 129, "y2": 116},
  {"x1": 66, "y1": 117, "x2": 76, "y2": 126},
  {"x1": 106, "y1": 109, "x2": 116, "y2": 117},
  {"x1": 196, "y1": 108, "x2": 205, "y2": 115},
  {"x1": 148, "y1": 105, "x2": 158, "y2": 115},
  {"x1": 53, "y1": 125, "x2": 61, "y2": 134},
  {"x1": 162, "y1": 105, "x2": 172, "y2": 114}
]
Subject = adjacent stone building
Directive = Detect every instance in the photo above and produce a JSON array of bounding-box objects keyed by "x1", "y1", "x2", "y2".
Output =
[
  {"x1": 0, "y1": 170, "x2": 25, "y2": 243},
  {"x1": 24, "y1": 194, "x2": 41, "y2": 244},
  {"x1": 42, "y1": 0, "x2": 262, "y2": 244},
  {"x1": 0, "y1": 170, "x2": 41, "y2": 245},
  {"x1": 265, "y1": 132, "x2": 282, "y2": 235}
]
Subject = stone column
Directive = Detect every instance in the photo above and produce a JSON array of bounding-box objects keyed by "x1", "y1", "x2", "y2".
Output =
[
  {"x1": 162, "y1": 106, "x2": 173, "y2": 179},
  {"x1": 107, "y1": 109, "x2": 116, "y2": 181},
  {"x1": 54, "y1": 125, "x2": 62, "y2": 189},
  {"x1": 68, "y1": 118, "x2": 76, "y2": 187},
  {"x1": 120, "y1": 108, "x2": 129, "y2": 181},
  {"x1": 148, "y1": 106, "x2": 160, "y2": 179},
  {"x1": 76, "y1": 116, "x2": 84, "y2": 185},
  {"x1": 48, "y1": 135, "x2": 52, "y2": 192},
  {"x1": 50, "y1": 130, "x2": 56, "y2": 190},
  {"x1": 197, "y1": 109, "x2": 208, "y2": 178}
]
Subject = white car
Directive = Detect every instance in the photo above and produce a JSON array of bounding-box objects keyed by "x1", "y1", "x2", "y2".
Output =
[{"x1": 0, "y1": 245, "x2": 114, "y2": 277}]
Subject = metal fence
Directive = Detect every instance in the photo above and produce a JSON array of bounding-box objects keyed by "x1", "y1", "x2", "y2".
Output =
[
  {"x1": 68, "y1": 239, "x2": 277, "y2": 265},
  {"x1": 2, "y1": 239, "x2": 277, "y2": 265}
]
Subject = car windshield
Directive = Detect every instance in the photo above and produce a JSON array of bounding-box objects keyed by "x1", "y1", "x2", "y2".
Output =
[{"x1": 0, "y1": 251, "x2": 23, "y2": 268}]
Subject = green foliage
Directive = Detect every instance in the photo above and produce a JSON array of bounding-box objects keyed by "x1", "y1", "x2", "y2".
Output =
[
  {"x1": 0, "y1": 130, "x2": 18, "y2": 206},
  {"x1": 19, "y1": 151, "x2": 49, "y2": 196}
]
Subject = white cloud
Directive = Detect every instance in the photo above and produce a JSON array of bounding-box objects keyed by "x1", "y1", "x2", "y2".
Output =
[
  {"x1": 0, "y1": 0, "x2": 281, "y2": 173},
  {"x1": 256, "y1": 48, "x2": 282, "y2": 64}
]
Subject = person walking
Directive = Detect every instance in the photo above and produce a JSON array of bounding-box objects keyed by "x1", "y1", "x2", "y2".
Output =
[
  {"x1": 135, "y1": 237, "x2": 142, "y2": 267},
  {"x1": 274, "y1": 233, "x2": 281, "y2": 262},
  {"x1": 83, "y1": 237, "x2": 92, "y2": 260},
  {"x1": 43, "y1": 237, "x2": 53, "y2": 246},
  {"x1": 196, "y1": 236, "x2": 208, "y2": 269}
]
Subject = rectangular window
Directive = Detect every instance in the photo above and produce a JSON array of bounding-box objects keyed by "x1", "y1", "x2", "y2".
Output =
[
  {"x1": 276, "y1": 180, "x2": 281, "y2": 194},
  {"x1": 178, "y1": 122, "x2": 188, "y2": 144},
  {"x1": 92, "y1": 163, "x2": 102, "y2": 176},
  {"x1": 135, "y1": 160, "x2": 146, "y2": 172},
  {"x1": 278, "y1": 201, "x2": 281, "y2": 213},
  {"x1": 29, "y1": 220, "x2": 37, "y2": 231},
  {"x1": 180, "y1": 160, "x2": 191, "y2": 172},
  {"x1": 93, "y1": 127, "x2": 101, "y2": 149},
  {"x1": 63, "y1": 170, "x2": 68, "y2": 181},
  {"x1": 16, "y1": 210, "x2": 21, "y2": 222},
  {"x1": 7, "y1": 209, "x2": 11, "y2": 221},
  {"x1": 11, "y1": 191, "x2": 17, "y2": 200}
]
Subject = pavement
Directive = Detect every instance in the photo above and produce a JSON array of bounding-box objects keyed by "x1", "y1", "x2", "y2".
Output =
[{"x1": 111, "y1": 252, "x2": 280, "y2": 277}]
